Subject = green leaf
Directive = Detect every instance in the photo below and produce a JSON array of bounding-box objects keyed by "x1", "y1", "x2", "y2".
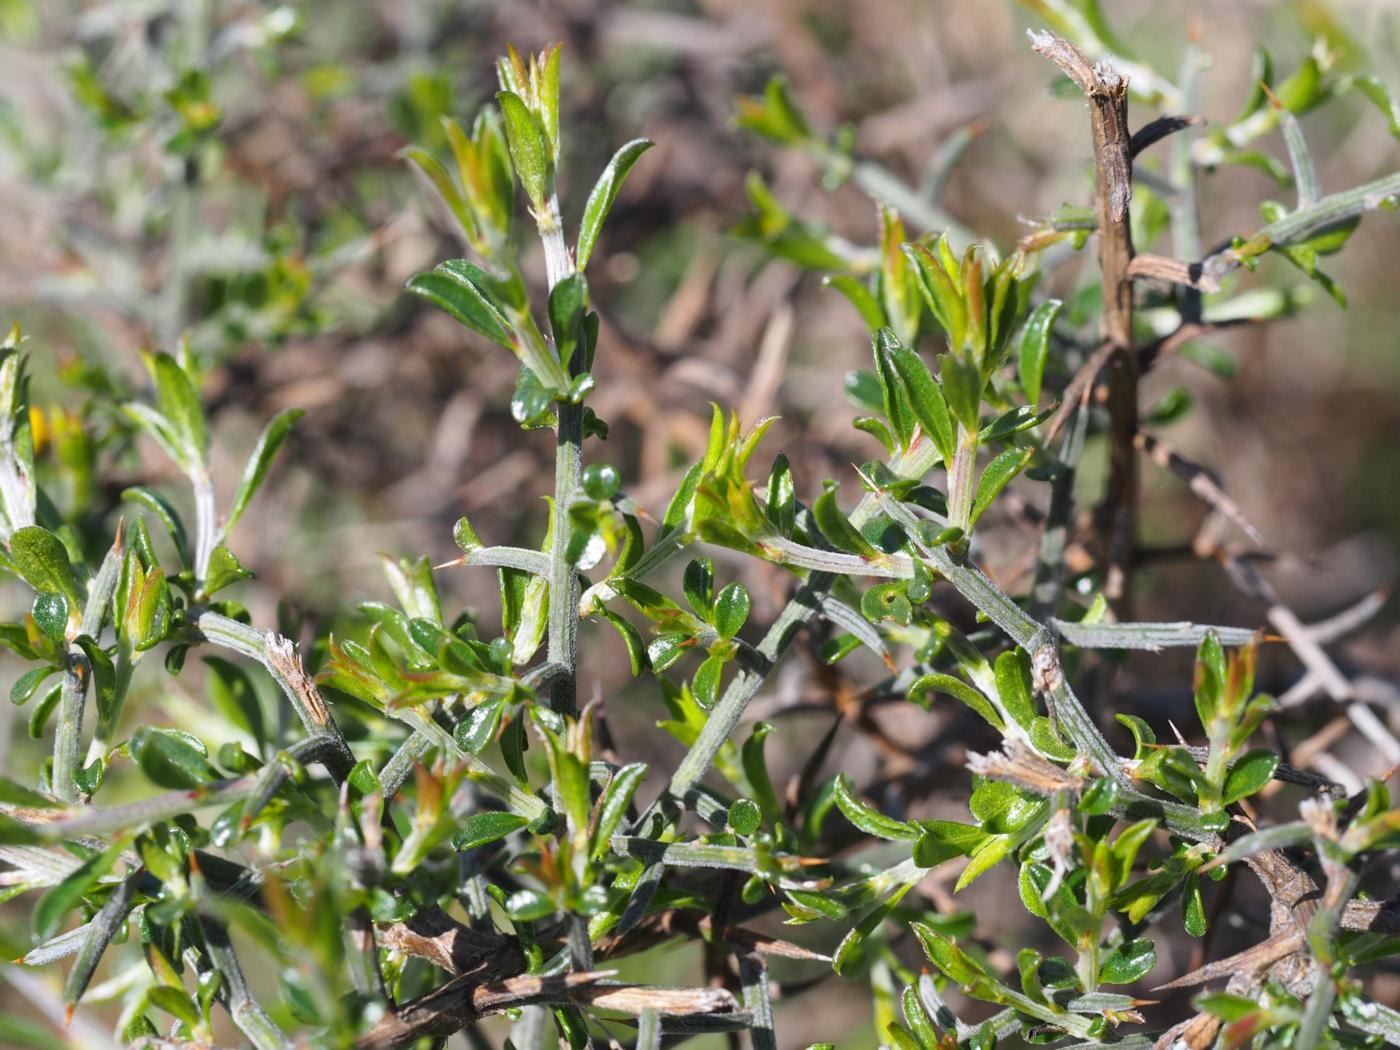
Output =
[
  {"x1": 452, "y1": 811, "x2": 529, "y2": 851},
  {"x1": 955, "y1": 833, "x2": 1013, "y2": 891},
  {"x1": 147, "y1": 986, "x2": 201, "y2": 1029},
  {"x1": 30, "y1": 594, "x2": 68, "y2": 648},
  {"x1": 121, "y1": 487, "x2": 190, "y2": 568},
  {"x1": 844, "y1": 370, "x2": 885, "y2": 416},
  {"x1": 909, "y1": 672, "x2": 1002, "y2": 730},
  {"x1": 882, "y1": 330, "x2": 955, "y2": 464},
  {"x1": 348, "y1": 759, "x2": 380, "y2": 797},
  {"x1": 406, "y1": 261, "x2": 516, "y2": 350},
  {"x1": 971, "y1": 447, "x2": 1034, "y2": 525},
  {"x1": 126, "y1": 564, "x2": 172, "y2": 653},
  {"x1": 10, "y1": 526, "x2": 82, "y2": 611},
  {"x1": 727, "y1": 798, "x2": 762, "y2": 836},
  {"x1": 913, "y1": 819, "x2": 985, "y2": 867},
  {"x1": 861, "y1": 581, "x2": 911, "y2": 626},
  {"x1": 34, "y1": 839, "x2": 125, "y2": 940},
  {"x1": 1115, "y1": 713, "x2": 1156, "y2": 759},
  {"x1": 1098, "y1": 937, "x2": 1156, "y2": 984},
  {"x1": 833, "y1": 774, "x2": 918, "y2": 841},
  {"x1": 736, "y1": 76, "x2": 813, "y2": 145},
  {"x1": 401, "y1": 145, "x2": 475, "y2": 239},
  {"x1": 713, "y1": 583, "x2": 750, "y2": 639},
  {"x1": 203, "y1": 545, "x2": 252, "y2": 596},
  {"x1": 1182, "y1": 873, "x2": 1207, "y2": 937},
  {"x1": 597, "y1": 607, "x2": 647, "y2": 676},
  {"x1": 581, "y1": 463, "x2": 619, "y2": 502},
  {"x1": 734, "y1": 172, "x2": 854, "y2": 271},
  {"x1": 813, "y1": 485, "x2": 880, "y2": 558},
  {"x1": 683, "y1": 557, "x2": 715, "y2": 619},
  {"x1": 872, "y1": 328, "x2": 915, "y2": 449},
  {"x1": 785, "y1": 888, "x2": 847, "y2": 921},
  {"x1": 765, "y1": 453, "x2": 796, "y2": 537},
  {"x1": 496, "y1": 90, "x2": 551, "y2": 208},
  {"x1": 455, "y1": 698, "x2": 505, "y2": 754},
  {"x1": 692, "y1": 653, "x2": 724, "y2": 710},
  {"x1": 73, "y1": 635, "x2": 116, "y2": 722},
  {"x1": 203, "y1": 656, "x2": 266, "y2": 750},
  {"x1": 1194, "y1": 630, "x2": 1226, "y2": 728},
  {"x1": 145, "y1": 351, "x2": 207, "y2": 464},
  {"x1": 10, "y1": 665, "x2": 57, "y2": 706},
  {"x1": 979, "y1": 405, "x2": 1054, "y2": 445},
  {"x1": 577, "y1": 138, "x2": 653, "y2": 269},
  {"x1": 0, "y1": 775, "x2": 60, "y2": 808},
  {"x1": 1079, "y1": 776, "x2": 1120, "y2": 816},
  {"x1": 0, "y1": 812, "x2": 43, "y2": 844},
  {"x1": 1222, "y1": 749, "x2": 1278, "y2": 805},
  {"x1": 741, "y1": 722, "x2": 780, "y2": 821},
  {"x1": 28, "y1": 684, "x2": 61, "y2": 742},
  {"x1": 0, "y1": 1011, "x2": 57, "y2": 1048},
  {"x1": 128, "y1": 727, "x2": 218, "y2": 790},
  {"x1": 911, "y1": 921, "x2": 990, "y2": 985},
  {"x1": 1017, "y1": 299, "x2": 1062, "y2": 406},
  {"x1": 939, "y1": 354, "x2": 983, "y2": 433},
  {"x1": 833, "y1": 881, "x2": 914, "y2": 976},
  {"x1": 548, "y1": 273, "x2": 588, "y2": 369},
  {"x1": 226, "y1": 409, "x2": 304, "y2": 534},
  {"x1": 534, "y1": 721, "x2": 590, "y2": 836},
  {"x1": 905, "y1": 241, "x2": 967, "y2": 352},
  {"x1": 1146, "y1": 387, "x2": 1193, "y2": 427},
  {"x1": 993, "y1": 650, "x2": 1037, "y2": 730},
  {"x1": 1197, "y1": 991, "x2": 1263, "y2": 1022},
  {"x1": 824, "y1": 275, "x2": 885, "y2": 331},
  {"x1": 1345, "y1": 73, "x2": 1400, "y2": 141},
  {"x1": 591, "y1": 762, "x2": 647, "y2": 859}
]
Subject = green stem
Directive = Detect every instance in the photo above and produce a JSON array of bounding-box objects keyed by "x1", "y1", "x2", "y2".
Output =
[
  {"x1": 195, "y1": 611, "x2": 355, "y2": 780},
  {"x1": 655, "y1": 436, "x2": 942, "y2": 815},
  {"x1": 946, "y1": 426, "x2": 979, "y2": 535},
  {"x1": 201, "y1": 914, "x2": 293, "y2": 1050},
  {"x1": 1201, "y1": 171, "x2": 1400, "y2": 284},
  {"x1": 548, "y1": 401, "x2": 582, "y2": 716},
  {"x1": 535, "y1": 195, "x2": 582, "y2": 716},
  {"x1": 1296, "y1": 864, "x2": 1360, "y2": 1047},
  {"x1": 53, "y1": 654, "x2": 89, "y2": 803},
  {"x1": 849, "y1": 160, "x2": 976, "y2": 246},
  {"x1": 54, "y1": 534, "x2": 124, "y2": 801},
  {"x1": 191, "y1": 467, "x2": 217, "y2": 590},
  {"x1": 22, "y1": 776, "x2": 261, "y2": 842}
]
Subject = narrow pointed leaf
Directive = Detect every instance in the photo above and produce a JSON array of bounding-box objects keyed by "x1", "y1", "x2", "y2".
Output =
[
  {"x1": 577, "y1": 138, "x2": 653, "y2": 269},
  {"x1": 226, "y1": 409, "x2": 305, "y2": 533}
]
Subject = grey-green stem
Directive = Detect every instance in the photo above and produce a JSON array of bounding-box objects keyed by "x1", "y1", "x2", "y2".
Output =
[{"x1": 537, "y1": 194, "x2": 582, "y2": 716}]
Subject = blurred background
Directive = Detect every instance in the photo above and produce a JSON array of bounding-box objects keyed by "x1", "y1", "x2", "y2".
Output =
[{"x1": 2, "y1": 0, "x2": 1400, "y2": 1044}]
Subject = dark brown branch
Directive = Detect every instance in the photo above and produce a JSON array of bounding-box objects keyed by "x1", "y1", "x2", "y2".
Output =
[
  {"x1": 1043, "y1": 340, "x2": 1115, "y2": 446},
  {"x1": 1137, "y1": 317, "x2": 1256, "y2": 373},
  {"x1": 364, "y1": 905, "x2": 776, "y2": 1049},
  {"x1": 355, "y1": 970, "x2": 613, "y2": 1050},
  {"x1": 1029, "y1": 30, "x2": 1138, "y2": 604},
  {"x1": 377, "y1": 906, "x2": 522, "y2": 975},
  {"x1": 1134, "y1": 431, "x2": 1264, "y2": 545},
  {"x1": 1129, "y1": 114, "x2": 1206, "y2": 159}
]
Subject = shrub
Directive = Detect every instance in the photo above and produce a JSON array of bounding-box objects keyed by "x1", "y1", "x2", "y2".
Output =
[{"x1": 3, "y1": 6, "x2": 1400, "y2": 1050}]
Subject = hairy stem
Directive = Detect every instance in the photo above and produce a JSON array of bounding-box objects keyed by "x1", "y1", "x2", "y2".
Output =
[
  {"x1": 192, "y1": 467, "x2": 218, "y2": 590},
  {"x1": 654, "y1": 435, "x2": 942, "y2": 816},
  {"x1": 537, "y1": 195, "x2": 582, "y2": 717}
]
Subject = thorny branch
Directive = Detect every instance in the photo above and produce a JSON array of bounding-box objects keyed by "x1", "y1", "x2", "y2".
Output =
[{"x1": 1030, "y1": 30, "x2": 1139, "y2": 605}]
